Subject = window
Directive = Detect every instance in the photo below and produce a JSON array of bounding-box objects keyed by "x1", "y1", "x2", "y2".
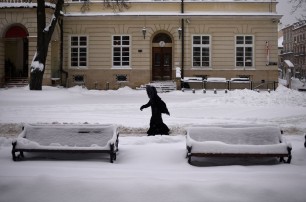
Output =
[
  {"x1": 236, "y1": 35, "x2": 253, "y2": 67},
  {"x1": 112, "y1": 35, "x2": 131, "y2": 68},
  {"x1": 192, "y1": 35, "x2": 210, "y2": 67},
  {"x1": 70, "y1": 36, "x2": 87, "y2": 67}
]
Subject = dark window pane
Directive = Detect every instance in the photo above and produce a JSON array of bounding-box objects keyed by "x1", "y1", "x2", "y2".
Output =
[
  {"x1": 202, "y1": 36, "x2": 210, "y2": 44},
  {"x1": 236, "y1": 36, "x2": 244, "y2": 44},
  {"x1": 193, "y1": 36, "x2": 201, "y2": 44},
  {"x1": 245, "y1": 36, "x2": 253, "y2": 44},
  {"x1": 122, "y1": 36, "x2": 129, "y2": 41}
]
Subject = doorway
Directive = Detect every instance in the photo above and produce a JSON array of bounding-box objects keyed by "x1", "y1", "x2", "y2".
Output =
[
  {"x1": 152, "y1": 33, "x2": 172, "y2": 81},
  {"x1": 4, "y1": 25, "x2": 29, "y2": 79}
]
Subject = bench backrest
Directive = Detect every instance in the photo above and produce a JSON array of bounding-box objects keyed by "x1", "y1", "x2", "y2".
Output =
[
  {"x1": 21, "y1": 124, "x2": 117, "y2": 147},
  {"x1": 187, "y1": 126, "x2": 282, "y2": 145}
]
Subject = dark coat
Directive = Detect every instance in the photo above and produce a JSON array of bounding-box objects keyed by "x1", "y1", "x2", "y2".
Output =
[{"x1": 140, "y1": 86, "x2": 170, "y2": 135}]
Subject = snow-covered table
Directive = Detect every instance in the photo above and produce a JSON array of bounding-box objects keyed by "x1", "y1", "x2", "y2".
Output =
[
  {"x1": 12, "y1": 124, "x2": 119, "y2": 163},
  {"x1": 186, "y1": 125, "x2": 292, "y2": 164}
]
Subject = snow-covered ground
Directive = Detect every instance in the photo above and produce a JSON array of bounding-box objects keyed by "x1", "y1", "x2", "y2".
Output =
[{"x1": 0, "y1": 83, "x2": 306, "y2": 202}]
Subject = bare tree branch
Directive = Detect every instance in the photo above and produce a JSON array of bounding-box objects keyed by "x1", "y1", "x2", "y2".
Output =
[
  {"x1": 289, "y1": 0, "x2": 306, "y2": 20},
  {"x1": 103, "y1": 0, "x2": 130, "y2": 12}
]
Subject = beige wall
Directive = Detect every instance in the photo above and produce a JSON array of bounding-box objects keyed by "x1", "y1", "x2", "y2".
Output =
[
  {"x1": 0, "y1": 1, "x2": 280, "y2": 89},
  {"x1": 65, "y1": 1, "x2": 277, "y2": 13},
  {"x1": 63, "y1": 15, "x2": 279, "y2": 89}
]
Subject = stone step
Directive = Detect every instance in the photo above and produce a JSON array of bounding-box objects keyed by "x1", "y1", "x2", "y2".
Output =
[{"x1": 5, "y1": 78, "x2": 28, "y2": 88}]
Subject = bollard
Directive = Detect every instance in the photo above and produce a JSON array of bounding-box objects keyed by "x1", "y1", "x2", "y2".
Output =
[{"x1": 106, "y1": 82, "x2": 109, "y2": 90}]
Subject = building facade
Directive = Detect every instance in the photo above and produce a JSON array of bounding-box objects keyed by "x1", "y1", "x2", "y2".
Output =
[
  {"x1": 0, "y1": 0, "x2": 281, "y2": 90},
  {"x1": 280, "y1": 20, "x2": 306, "y2": 80}
]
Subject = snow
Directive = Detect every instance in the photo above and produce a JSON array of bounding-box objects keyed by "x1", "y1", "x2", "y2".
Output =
[
  {"x1": 278, "y1": 36, "x2": 283, "y2": 48},
  {"x1": 187, "y1": 126, "x2": 283, "y2": 145},
  {"x1": 14, "y1": 124, "x2": 117, "y2": 150},
  {"x1": 44, "y1": 14, "x2": 56, "y2": 32},
  {"x1": 207, "y1": 77, "x2": 227, "y2": 82},
  {"x1": 186, "y1": 126, "x2": 291, "y2": 154},
  {"x1": 285, "y1": 60, "x2": 294, "y2": 68},
  {"x1": 30, "y1": 60, "x2": 44, "y2": 72},
  {"x1": 30, "y1": 52, "x2": 44, "y2": 72},
  {"x1": 1, "y1": 84, "x2": 306, "y2": 202}
]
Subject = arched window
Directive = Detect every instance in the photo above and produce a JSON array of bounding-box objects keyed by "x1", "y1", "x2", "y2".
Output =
[
  {"x1": 153, "y1": 33, "x2": 172, "y2": 43},
  {"x1": 5, "y1": 26, "x2": 28, "y2": 38}
]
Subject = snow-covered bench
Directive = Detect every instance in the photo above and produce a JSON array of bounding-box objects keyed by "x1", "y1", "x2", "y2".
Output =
[
  {"x1": 12, "y1": 124, "x2": 119, "y2": 163},
  {"x1": 186, "y1": 125, "x2": 292, "y2": 164}
]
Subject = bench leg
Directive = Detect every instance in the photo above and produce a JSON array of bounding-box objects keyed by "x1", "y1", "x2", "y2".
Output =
[
  {"x1": 12, "y1": 151, "x2": 17, "y2": 161},
  {"x1": 116, "y1": 133, "x2": 119, "y2": 152},
  {"x1": 285, "y1": 155, "x2": 292, "y2": 164},
  {"x1": 187, "y1": 146, "x2": 193, "y2": 164},
  {"x1": 287, "y1": 147, "x2": 292, "y2": 164},
  {"x1": 12, "y1": 151, "x2": 24, "y2": 161},
  {"x1": 12, "y1": 142, "x2": 17, "y2": 161},
  {"x1": 188, "y1": 156, "x2": 192, "y2": 164},
  {"x1": 109, "y1": 143, "x2": 116, "y2": 163},
  {"x1": 110, "y1": 154, "x2": 114, "y2": 163}
]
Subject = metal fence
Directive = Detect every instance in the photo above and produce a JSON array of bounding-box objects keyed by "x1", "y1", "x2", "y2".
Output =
[{"x1": 181, "y1": 80, "x2": 278, "y2": 91}]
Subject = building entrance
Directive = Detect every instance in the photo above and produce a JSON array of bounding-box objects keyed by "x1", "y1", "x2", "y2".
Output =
[
  {"x1": 4, "y1": 25, "x2": 29, "y2": 80},
  {"x1": 152, "y1": 33, "x2": 172, "y2": 81}
]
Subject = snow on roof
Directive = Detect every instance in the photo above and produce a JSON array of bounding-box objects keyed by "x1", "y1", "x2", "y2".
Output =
[
  {"x1": 284, "y1": 60, "x2": 294, "y2": 68},
  {"x1": 0, "y1": 3, "x2": 55, "y2": 9}
]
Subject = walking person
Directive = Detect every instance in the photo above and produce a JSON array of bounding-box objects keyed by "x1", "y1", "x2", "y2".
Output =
[{"x1": 140, "y1": 85, "x2": 170, "y2": 136}]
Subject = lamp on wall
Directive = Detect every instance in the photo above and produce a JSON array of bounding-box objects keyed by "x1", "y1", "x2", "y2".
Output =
[
  {"x1": 178, "y1": 27, "x2": 182, "y2": 39},
  {"x1": 142, "y1": 27, "x2": 147, "y2": 39}
]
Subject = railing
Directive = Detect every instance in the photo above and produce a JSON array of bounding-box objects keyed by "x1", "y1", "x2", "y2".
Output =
[{"x1": 181, "y1": 79, "x2": 279, "y2": 91}]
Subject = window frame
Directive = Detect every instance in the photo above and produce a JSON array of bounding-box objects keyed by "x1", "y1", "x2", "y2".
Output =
[
  {"x1": 235, "y1": 35, "x2": 254, "y2": 68},
  {"x1": 112, "y1": 35, "x2": 131, "y2": 69},
  {"x1": 69, "y1": 35, "x2": 88, "y2": 68},
  {"x1": 191, "y1": 35, "x2": 211, "y2": 68}
]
